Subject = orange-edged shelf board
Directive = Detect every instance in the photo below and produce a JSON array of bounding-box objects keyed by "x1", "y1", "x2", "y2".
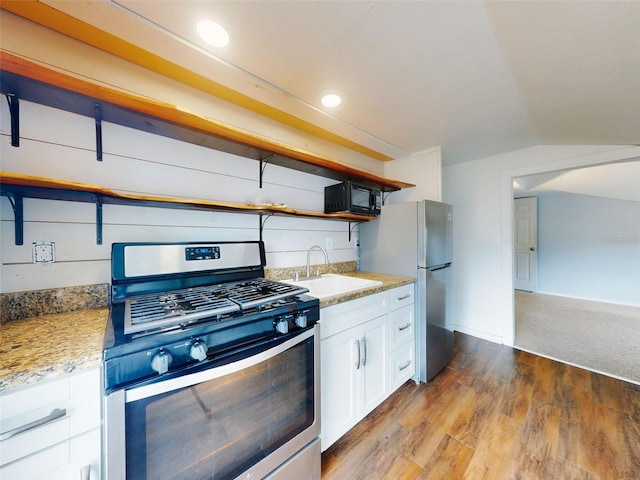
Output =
[{"x1": 0, "y1": 172, "x2": 376, "y2": 222}]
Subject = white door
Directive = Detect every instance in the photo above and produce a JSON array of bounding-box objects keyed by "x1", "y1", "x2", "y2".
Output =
[{"x1": 513, "y1": 197, "x2": 538, "y2": 291}]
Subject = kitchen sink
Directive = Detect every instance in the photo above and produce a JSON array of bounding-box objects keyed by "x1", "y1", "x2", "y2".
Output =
[{"x1": 284, "y1": 274, "x2": 382, "y2": 300}]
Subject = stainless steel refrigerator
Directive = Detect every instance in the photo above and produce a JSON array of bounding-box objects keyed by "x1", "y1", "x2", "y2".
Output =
[{"x1": 360, "y1": 200, "x2": 453, "y2": 382}]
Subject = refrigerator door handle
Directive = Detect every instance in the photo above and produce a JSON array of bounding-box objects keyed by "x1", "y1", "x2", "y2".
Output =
[{"x1": 429, "y1": 263, "x2": 451, "y2": 272}]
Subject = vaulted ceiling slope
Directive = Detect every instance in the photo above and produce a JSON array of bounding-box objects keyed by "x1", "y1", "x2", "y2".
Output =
[
  {"x1": 514, "y1": 160, "x2": 640, "y2": 202},
  {"x1": 2, "y1": 1, "x2": 639, "y2": 166}
]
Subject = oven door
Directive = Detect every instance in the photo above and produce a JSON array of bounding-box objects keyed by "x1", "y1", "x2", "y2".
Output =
[{"x1": 104, "y1": 326, "x2": 320, "y2": 480}]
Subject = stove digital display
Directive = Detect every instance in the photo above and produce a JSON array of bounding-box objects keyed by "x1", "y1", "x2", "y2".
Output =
[{"x1": 185, "y1": 246, "x2": 221, "y2": 261}]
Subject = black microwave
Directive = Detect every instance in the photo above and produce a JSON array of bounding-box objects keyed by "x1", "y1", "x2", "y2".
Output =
[{"x1": 324, "y1": 181, "x2": 382, "y2": 215}]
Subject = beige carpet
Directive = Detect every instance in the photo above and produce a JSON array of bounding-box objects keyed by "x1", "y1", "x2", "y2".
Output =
[{"x1": 514, "y1": 290, "x2": 640, "y2": 385}]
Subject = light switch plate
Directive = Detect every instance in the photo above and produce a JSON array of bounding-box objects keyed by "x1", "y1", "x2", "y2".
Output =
[
  {"x1": 33, "y1": 241, "x2": 55, "y2": 264},
  {"x1": 325, "y1": 237, "x2": 334, "y2": 250}
]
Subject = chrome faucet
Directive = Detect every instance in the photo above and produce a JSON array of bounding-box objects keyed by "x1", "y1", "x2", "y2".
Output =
[{"x1": 306, "y1": 245, "x2": 329, "y2": 278}]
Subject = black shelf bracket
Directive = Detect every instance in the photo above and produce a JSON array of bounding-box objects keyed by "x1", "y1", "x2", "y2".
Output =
[
  {"x1": 94, "y1": 103, "x2": 103, "y2": 161},
  {"x1": 348, "y1": 221, "x2": 363, "y2": 242},
  {"x1": 6, "y1": 193, "x2": 24, "y2": 245},
  {"x1": 95, "y1": 196, "x2": 103, "y2": 245},
  {"x1": 259, "y1": 153, "x2": 275, "y2": 188},
  {"x1": 5, "y1": 94, "x2": 20, "y2": 147},
  {"x1": 259, "y1": 212, "x2": 275, "y2": 242}
]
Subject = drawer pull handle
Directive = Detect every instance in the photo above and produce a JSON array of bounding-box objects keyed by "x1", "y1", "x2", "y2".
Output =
[
  {"x1": 355, "y1": 340, "x2": 361, "y2": 370},
  {"x1": 399, "y1": 360, "x2": 412, "y2": 371},
  {"x1": 398, "y1": 322, "x2": 412, "y2": 331},
  {"x1": 396, "y1": 293, "x2": 411, "y2": 301},
  {"x1": 0, "y1": 408, "x2": 66, "y2": 441}
]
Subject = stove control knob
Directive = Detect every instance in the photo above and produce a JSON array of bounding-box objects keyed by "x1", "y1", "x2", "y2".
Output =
[
  {"x1": 190, "y1": 340, "x2": 208, "y2": 361},
  {"x1": 275, "y1": 318, "x2": 289, "y2": 334},
  {"x1": 295, "y1": 313, "x2": 308, "y2": 328},
  {"x1": 151, "y1": 350, "x2": 172, "y2": 375}
]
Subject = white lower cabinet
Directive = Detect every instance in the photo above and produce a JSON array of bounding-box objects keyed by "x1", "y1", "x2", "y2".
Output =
[
  {"x1": 321, "y1": 313, "x2": 387, "y2": 449},
  {"x1": 0, "y1": 367, "x2": 101, "y2": 480},
  {"x1": 320, "y1": 284, "x2": 415, "y2": 451}
]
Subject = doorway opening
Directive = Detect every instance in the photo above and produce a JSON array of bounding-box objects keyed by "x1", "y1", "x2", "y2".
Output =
[{"x1": 510, "y1": 161, "x2": 640, "y2": 384}]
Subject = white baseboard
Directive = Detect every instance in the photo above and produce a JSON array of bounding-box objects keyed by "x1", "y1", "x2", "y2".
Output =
[
  {"x1": 534, "y1": 290, "x2": 640, "y2": 309},
  {"x1": 453, "y1": 325, "x2": 503, "y2": 345}
]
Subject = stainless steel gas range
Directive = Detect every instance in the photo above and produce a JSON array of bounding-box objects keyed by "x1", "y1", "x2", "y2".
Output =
[{"x1": 103, "y1": 241, "x2": 321, "y2": 480}]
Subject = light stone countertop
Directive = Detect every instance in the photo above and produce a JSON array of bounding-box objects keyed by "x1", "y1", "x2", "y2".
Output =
[
  {"x1": 0, "y1": 308, "x2": 108, "y2": 392},
  {"x1": 0, "y1": 272, "x2": 414, "y2": 393},
  {"x1": 316, "y1": 271, "x2": 415, "y2": 308}
]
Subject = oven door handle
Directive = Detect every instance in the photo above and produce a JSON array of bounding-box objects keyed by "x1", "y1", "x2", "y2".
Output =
[{"x1": 125, "y1": 327, "x2": 315, "y2": 403}]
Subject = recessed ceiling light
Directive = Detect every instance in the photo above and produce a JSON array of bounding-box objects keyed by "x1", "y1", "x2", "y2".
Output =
[
  {"x1": 321, "y1": 94, "x2": 342, "y2": 108},
  {"x1": 197, "y1": 20, "x2": 229, "y2": 48}
]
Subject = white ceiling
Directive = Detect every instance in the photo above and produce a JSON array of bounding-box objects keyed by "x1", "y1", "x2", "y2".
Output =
[
  {"x1": 38, "y1": 0, "x2": 640, "y2": 167},
  {"x1": 10, "y1": 1, "x2": 640, "y2": 202}
]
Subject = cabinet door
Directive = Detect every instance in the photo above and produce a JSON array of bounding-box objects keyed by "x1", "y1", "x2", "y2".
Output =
[
  {"x1": 69, "y1": 428, "x2": 101, "y2": 480},
  {"x1": 360, "y1": 315, "x2": 388, "y2": 417},
  {"x1": 320, "y1": 327, "x2": 360, "y2": 451}
]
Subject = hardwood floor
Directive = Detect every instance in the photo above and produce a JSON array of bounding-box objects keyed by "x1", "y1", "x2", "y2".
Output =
[{"x1": 321, "y1": 332, "x2": 640, "y2": 479}]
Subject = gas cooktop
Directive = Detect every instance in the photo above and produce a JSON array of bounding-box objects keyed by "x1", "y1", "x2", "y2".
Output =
[{"x1": 124, "y1": 278, "x2": 309, "y2": 334}]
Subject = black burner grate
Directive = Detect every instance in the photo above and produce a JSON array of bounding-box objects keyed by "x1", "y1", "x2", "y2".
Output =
[
  {"x1": 216, "y1": 278, "x2": 308, "y2": 308},
  {"x1": 127, "y1": 287, "x2": 240, "y2": 326},
  {"x1": 123, "y1": 278, "x2": 308, "y2": 334}
]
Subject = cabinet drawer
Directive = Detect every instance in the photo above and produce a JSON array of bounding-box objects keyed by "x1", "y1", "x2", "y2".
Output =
[
  {"x1": 389, "y1": 304, "x2": 414, "y2": 351},
  {"x1": 0, "y1": 438, "x2": 68, "y2": 480},
  {"x1": 320, "y1": 291, "x2": 387, "y2": 340},
  {"x1": 388, "y1": 284, "x2": 414, "y2": 311},
  {"x1": 0, "y1": 428, "x2": 101, "y2": 480},
  {"x1": 389, "y1": 344, "x2": 415, "y2": 391},
  {"x1": 0, "y1": 368, "x2": 100, "y2": 466}
]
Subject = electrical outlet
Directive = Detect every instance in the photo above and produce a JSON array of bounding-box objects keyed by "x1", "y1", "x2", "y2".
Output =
[
  {"x1": 33, "y1": 241, "x2": 55, "y2": 264},
  {"x1": 325, "y1": 237, "x2": 334, "y2": 250}
]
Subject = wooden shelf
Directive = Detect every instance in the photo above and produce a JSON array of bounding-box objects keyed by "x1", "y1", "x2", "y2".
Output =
[
  {"x1": 0, "y1": 52, "x2": 415, "y2": 192},
  {"x1": 0, "y1": 172, "x2": 375, "y2": 245}
]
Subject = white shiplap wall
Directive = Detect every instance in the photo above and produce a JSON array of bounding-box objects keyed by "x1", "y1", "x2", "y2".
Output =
[{"x1": 0, "y1": 100, "x2": 357, "y2": 293}]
